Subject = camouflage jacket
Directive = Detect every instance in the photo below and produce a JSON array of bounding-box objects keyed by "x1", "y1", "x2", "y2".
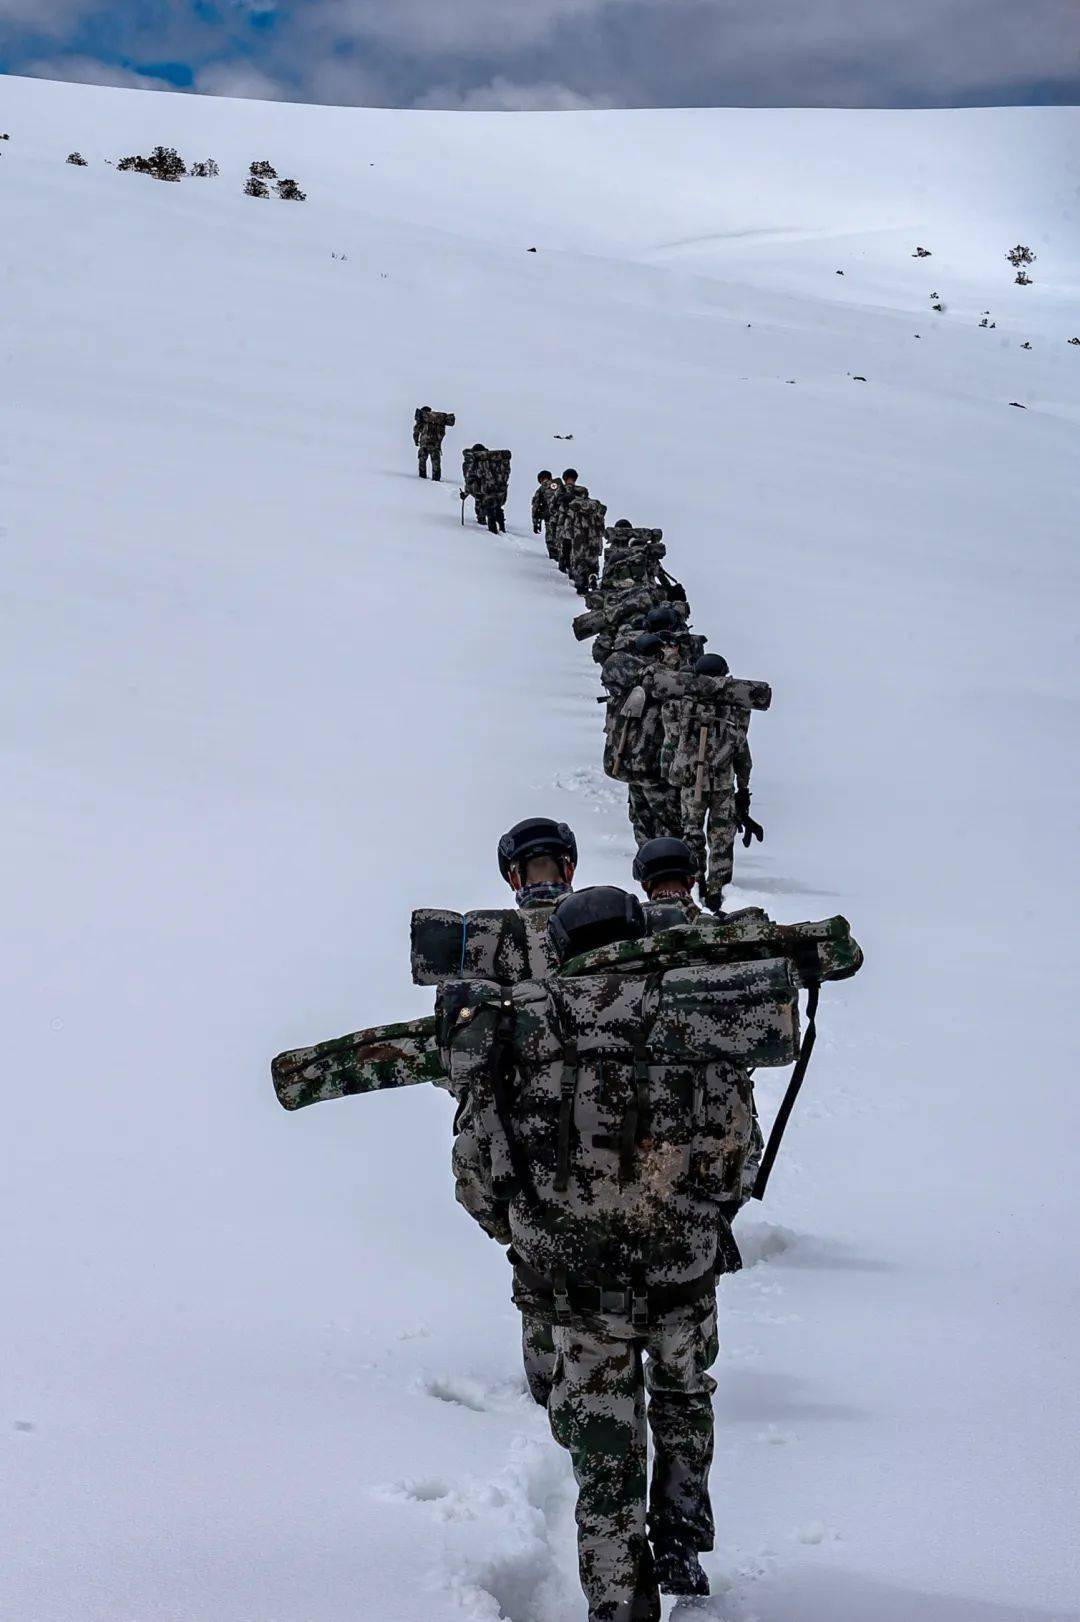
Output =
[
  {"x1": 415, "y1": 408, "x2": 455, "y2": 448},
  {"x1": 531, "y1": 479, "x2": 558, "y2": 529},
  {"x1": 549, "y1": 481, "x2": 589, "y2": 538}
]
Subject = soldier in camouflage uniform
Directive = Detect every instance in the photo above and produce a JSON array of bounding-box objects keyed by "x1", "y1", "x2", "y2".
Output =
[
  {"x1": 658, "y1": 654, "x2": 764, "y2": 911},
  {"x1": 462, "y1": 444, "x2": 488, "y2": 523},
  {"x1": 566, "y1": 493, "x2": 609, "y2": 595},
  {"x1": 532, "y1": 470, "x2": 559, "y2": 555},
  {"x1": 549, "y1": 468, "x2": 585, "y2": 573},
  {"x1": 492, "y1": 817, "x2": 577, "y2": 1404},
  {"x1": 273, "y1": 891, "x2": 864, "y2": 1622},
  {"x1": 600, "y1": 522, "x2": 667, "y2": 594},
  {"x1": 450, "y1": 887, "x2": 762, "y2": 1619},
  {"x1": 413, "y1": 406, "x2": 455, "y2": 480},
  {"x1": 601, "y1": 631, "x2": 684, "y2": 849},
  {"x1": 478, "y1": 449, "x2": 512, "y2": 535}
]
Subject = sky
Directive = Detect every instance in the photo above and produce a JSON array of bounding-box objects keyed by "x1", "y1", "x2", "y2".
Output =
[{"x1": 1, "y1": 0, "x2": 1078, "y2": 111}]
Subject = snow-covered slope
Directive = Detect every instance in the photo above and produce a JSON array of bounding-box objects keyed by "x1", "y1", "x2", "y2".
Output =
[{"x1": 2, "y1": 73, "x2": 1078, "y2": 1622}]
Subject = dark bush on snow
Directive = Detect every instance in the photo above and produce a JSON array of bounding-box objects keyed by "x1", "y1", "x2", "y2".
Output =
[
  {"x1": 249, "y1": 159, "x2": 278, "y2": 180},
  {"x1": 191, "y1": 159, "x2": 220, "y2": 178},
  {"x1": 66, "y1": 151, "x2": 88, "y2": 166},
  {"x1": 275, "y1": 177, "x2": 306, "y2": 201},
  {"x1": 118, "y1": 145, "x2": 187, "y2": 181},
  {"x1": 244, "y1": 176, "x2": 270, "y2": 198}
]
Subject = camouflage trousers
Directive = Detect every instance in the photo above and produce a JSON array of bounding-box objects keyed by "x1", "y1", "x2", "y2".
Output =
[
  {"x1": 544, "y1": 521, "x2": 560, "y2": 562},
  {"x1": 417, "y1": 443, "x2": 442, "y2": 478},
  {"x1": 628, "y1": 781, "x2": 682, "y2": 849},
  {"x1": 521, "y1": 1310, "x2": 557, "y2": 1406},
  {"x1": 679, "y1": 781, "x2": 737, "y2": 901},
  {"x1": 549, "y1": 1306, "x2": 718, "y2": 1622}
]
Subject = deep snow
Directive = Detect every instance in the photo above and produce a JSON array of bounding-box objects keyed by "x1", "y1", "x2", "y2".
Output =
[{"x1": 2, "y1": 74, "x2": 1079, "y2": 1622}]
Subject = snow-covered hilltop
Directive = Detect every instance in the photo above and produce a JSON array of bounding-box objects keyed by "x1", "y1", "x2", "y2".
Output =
[{"x1": 3, "y1": 73, "x2": 1078, "y2": 1622}]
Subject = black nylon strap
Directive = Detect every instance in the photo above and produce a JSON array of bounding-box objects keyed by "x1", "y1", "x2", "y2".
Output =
[
  {"x1": 512, "y1": 1256, "x2": 716, "y2": 1323},
  {"x1": 752, "y1": 955, "x2": 821, "y2": 1201}
]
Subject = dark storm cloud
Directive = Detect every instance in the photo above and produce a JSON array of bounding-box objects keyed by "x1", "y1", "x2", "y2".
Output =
[{"x1": 2, "y1": 0, "x2": 1079, "y2": 107}]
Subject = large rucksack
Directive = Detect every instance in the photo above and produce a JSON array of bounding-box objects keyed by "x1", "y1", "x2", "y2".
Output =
[
  {"x1": 444, "y1": 932, "x2": 809, "y2": 1299},
  {"x1": 655, "y1": 670, "x2": 771, "y2": 791},
  {"x1": 270, "y1": 916, "x2": 863, "y2": 1217},
  {"x1": 601, "y1": 654, "x2": 664, "y2": 782}
]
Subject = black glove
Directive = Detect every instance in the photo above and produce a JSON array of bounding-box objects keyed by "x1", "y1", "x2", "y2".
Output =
[
  {"x1": 740, "y1": 816, "x2": 764, "y2": 848},
  {"x1": 734, "y1": 785, "x2": 752, "y2": 822}
]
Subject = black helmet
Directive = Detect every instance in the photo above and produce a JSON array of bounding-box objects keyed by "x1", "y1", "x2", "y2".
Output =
[
  {"x1": 419, "y1": 405, "x2": 431, "y2": 413},
  {"x1": 645, "y1": 605, "x2": 683, "y2": 634},
  {"x1": 538, "y1": 469, "x2": 552, "y2": 480},
  {"x1": 497, "y1": 817, "x2": 578, "y2": 883},
  {"x1": 632, "y1": 632, "x2": 665, "y2": 658},
  {"x1": 548, "y1": 887, "x2": 646, "y2": 962},
  {"x1": 562, "y1": 467, "x2": 578, "y2": 481},
  {"x1": 613, "y1": 518, "x2": 633, "y2": 529},
  {"x1": 471, "y1": 442, "x2": 487, "y2": 452},
  {"x1": 694, "y1": 654, "x2": 729, "y2": 678},
  {"x1": 632, "y1": 837, "x2": 695, "y2": 890}
]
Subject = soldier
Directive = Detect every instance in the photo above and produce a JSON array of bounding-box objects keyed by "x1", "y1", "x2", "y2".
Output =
[
  {"x1": 493, "y1": 817, "x2": 578, "y2": 1402},
  {"x1": 602, "y1": 631, "x2": 684, "y2": 849},
  {"x1": 600, "y1": 522, "x2": 667, "y2": 594},
  {"x1": 550, "y1": 468, "x2": 586, "y2": 572},
  {"x1": 532, "y1": 469, "x2": 559, "y2": 555},
  {"x1": 642, "y1": 602, "x2": 706, "y2": 666},
  {"x1": 451, "y1": 886, "x2": 753, "y2": 1618},
  {"x1": 479, "y1": 449, "x2": 512, "y2": 535},
  {"x1": 275, "y1": 889, "x2": 863, "y2": 1621},
  {"x1": 658, "y1": 654, "x2": 763, "y2": 912},
  {"x1": 633, "y1": 835, "x2": 704, "y2": 929},
  {"x1": 462, "y1": 444, "x2": 488, "y2": 523},
  {"x1": 413, "y1": 406, "x2": 455, "y2": 480},
  {"x1": 566, "y1": 493, "x2": 608, "y2": 595}
]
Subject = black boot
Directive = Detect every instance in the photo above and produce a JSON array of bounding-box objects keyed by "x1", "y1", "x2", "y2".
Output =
[{"x1": 652, "y1": 1544, "x2": 709, "y2": 1597}]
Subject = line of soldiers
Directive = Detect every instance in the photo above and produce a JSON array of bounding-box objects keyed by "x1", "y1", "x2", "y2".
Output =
[
  {"x1": 534, "y1": 466, "x2": 769, "y2": 912},
  {"x1": 317, "y1": 416, "x2": 862, "y2": 1622}
]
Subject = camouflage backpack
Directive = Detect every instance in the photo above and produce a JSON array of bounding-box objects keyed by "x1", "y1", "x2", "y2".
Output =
[
  {"x1": 418, "y1": 409, "x2": 455, "y2": 443},
  {"x1": 601, "y1": 527, "x2": 666, "y2": 591},
  {"x1": 444, "y1": 919, "x2": 862, "y2": 1303},
  {"x1": 600, "y1": 652, "x2": 665, "y2": 783},
  {"x1": 655, "y1": 669, "x2": 771, "y2": 790}
]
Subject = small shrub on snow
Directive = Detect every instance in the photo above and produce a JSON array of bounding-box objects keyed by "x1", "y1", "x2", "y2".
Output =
[
  {"x1": 912, "y1": 246, "x2": 932, "y2": 257},
  {"x1": 118, "y1": 145, "x2": 187, "y2": 181},
  {"x1": 1006, "y1": 245, "x2": 1035, "y2": 268},
  {"x1": 275, "y1": 177, "x2": 306, "y2": 201},
  {"x1": 191, "y1": 159, "x2": 219, "y2": 178},
  {"x1": 249, "y1": 159, "x2": 278, "y2": 180},
  {"x1": 66, "y1": 151, "x2": 88, "y2": 166},
  {"x1": 244, "y1": 176, "x2": 270, "y2": 198},
  {"x1": 1015, "y1": 269, "x2": 1033, "y2": 286}
]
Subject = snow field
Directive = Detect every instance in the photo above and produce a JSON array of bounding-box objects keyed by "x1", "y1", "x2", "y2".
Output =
[{"x1": 2, "y1": 73, "x2": 1079, "y2": 1621}]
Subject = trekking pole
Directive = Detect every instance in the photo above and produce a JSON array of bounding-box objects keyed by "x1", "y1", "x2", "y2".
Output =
[{"x1": 459, "y1": 490, "x2": 466, "y2": 526}]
